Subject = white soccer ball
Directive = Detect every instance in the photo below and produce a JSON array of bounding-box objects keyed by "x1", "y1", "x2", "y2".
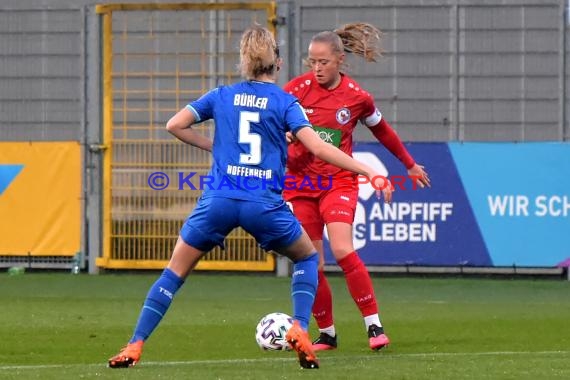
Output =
[{"x1": 255, "y1": 312, "x2": 294, "y2": 351}]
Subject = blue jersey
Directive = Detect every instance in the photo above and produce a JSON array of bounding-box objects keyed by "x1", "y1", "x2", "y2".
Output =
[{"x1": 187, "y1": 80, "x2": 310, "y2": 203}]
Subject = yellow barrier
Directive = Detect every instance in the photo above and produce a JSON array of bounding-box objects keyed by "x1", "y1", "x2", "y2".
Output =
[
  {"x1": 0, "y1": 142, "x2": 81, "y2": 256},
  {"x1": 95, "y1": 2, "x2": 276, "y2": 271}
]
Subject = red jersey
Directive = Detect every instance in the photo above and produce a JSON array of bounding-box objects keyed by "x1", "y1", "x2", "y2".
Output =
[{"x1": 284, "y1": 72, "x2": 382, "y2": 180}]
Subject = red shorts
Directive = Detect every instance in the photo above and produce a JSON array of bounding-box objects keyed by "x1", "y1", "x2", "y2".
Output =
[{"x1": 284, "y1": 181, "x2": 358, "y2": 241}]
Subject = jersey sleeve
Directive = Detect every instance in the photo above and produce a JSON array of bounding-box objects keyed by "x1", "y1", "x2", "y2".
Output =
[
  {"x1": 360, "y1": 93, "x2": 383, "y2": 127},
  {"x1": 284, "y1": 100, "x2": 311, "y2": 134},
  {"x1": 185, "y1": 87, "x2": 219, "y2": 122}
]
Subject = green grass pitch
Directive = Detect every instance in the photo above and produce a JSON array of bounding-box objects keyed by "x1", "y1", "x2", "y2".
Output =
[{"x1": 1, "y1": 272, "x2": 569, "y2": 379}]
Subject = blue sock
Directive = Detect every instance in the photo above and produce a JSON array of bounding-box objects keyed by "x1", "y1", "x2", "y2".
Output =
[
  {"x1": 291, "y1": 253, "x2": 318, "y2": 331},
  {"x1": 129, "y1": 268, "x2": 184, "y2": 343}
]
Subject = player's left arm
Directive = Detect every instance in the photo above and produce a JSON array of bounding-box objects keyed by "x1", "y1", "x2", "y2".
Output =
[
  {"x1": 363, "y1": 99, "x2": 430, "y2": 188},
  {"x1": 166, "y1": 108, "x2": 213, "y2": 152},
  {"x1": 166, "y1": 94, "x2": 214, "y2": 152}
]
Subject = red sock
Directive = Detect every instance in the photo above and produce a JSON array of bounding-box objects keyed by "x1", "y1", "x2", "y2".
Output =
[
  {"x1": 311, "y1": 270, "x2": 334, "y2": 329},
  {"x1": 338, "y1": 252, "x2": 378, "y2": 317}
]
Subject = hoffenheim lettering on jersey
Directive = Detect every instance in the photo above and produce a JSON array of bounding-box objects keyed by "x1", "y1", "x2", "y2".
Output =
[
  {"x1": 233, "y1": 93, "x2": 268, "y2": 109},
  {"x1": 227, "y1": 165, "x2": 273, "y2": 179}
]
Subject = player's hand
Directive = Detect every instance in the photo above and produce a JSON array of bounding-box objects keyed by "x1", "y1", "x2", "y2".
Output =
[
  {"x1": 285, "y1": 131, "x2": 297, "y2": 144},
  {"x1": 370, "y1": 174, "x2": 393, "y2": 203},
  {"x1": 408, "y1": 163, "x2": 430, "y2": 188}
]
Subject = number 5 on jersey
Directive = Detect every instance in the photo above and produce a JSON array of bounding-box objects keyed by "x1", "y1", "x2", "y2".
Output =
[{"x1": 239, "y1": 111, "x2": 261, "y2": 165}]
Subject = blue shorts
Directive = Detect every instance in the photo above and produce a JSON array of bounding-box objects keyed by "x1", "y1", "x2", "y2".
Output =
[{"x1": 179, "y1": 196, "x2": 303, "y2": 252}]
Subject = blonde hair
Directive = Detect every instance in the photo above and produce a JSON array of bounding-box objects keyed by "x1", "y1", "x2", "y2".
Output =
[
  {"x1": 307, "y1": 23, "x2": 384, "y2": 69},
  {"x1": 239, "y1": 25, "x2": 279, "y2": 80}
]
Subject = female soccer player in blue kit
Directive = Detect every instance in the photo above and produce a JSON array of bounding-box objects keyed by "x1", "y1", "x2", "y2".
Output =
[{"x1": 107, "y1": 25, "x2": 392, "y2": 370}]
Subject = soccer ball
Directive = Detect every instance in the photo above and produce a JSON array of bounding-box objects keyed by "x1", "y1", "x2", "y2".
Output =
[{"x1": 255, "y1": 312, "x2": 294, "y2": 351}]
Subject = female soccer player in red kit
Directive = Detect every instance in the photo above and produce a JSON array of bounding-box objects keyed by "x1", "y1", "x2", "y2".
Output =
[{"x1": 283, "y1": 23, "x2": 431, "y2": 351}]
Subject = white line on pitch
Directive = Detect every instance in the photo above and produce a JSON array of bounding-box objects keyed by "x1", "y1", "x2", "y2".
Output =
[{"x1": 2, "y1": 350, "x2": 569, "y2": 371}]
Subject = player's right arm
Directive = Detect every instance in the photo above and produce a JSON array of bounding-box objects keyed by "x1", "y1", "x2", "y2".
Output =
[{"x1": 295, "y1": 126, "x2": 392, "y2": 203}]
